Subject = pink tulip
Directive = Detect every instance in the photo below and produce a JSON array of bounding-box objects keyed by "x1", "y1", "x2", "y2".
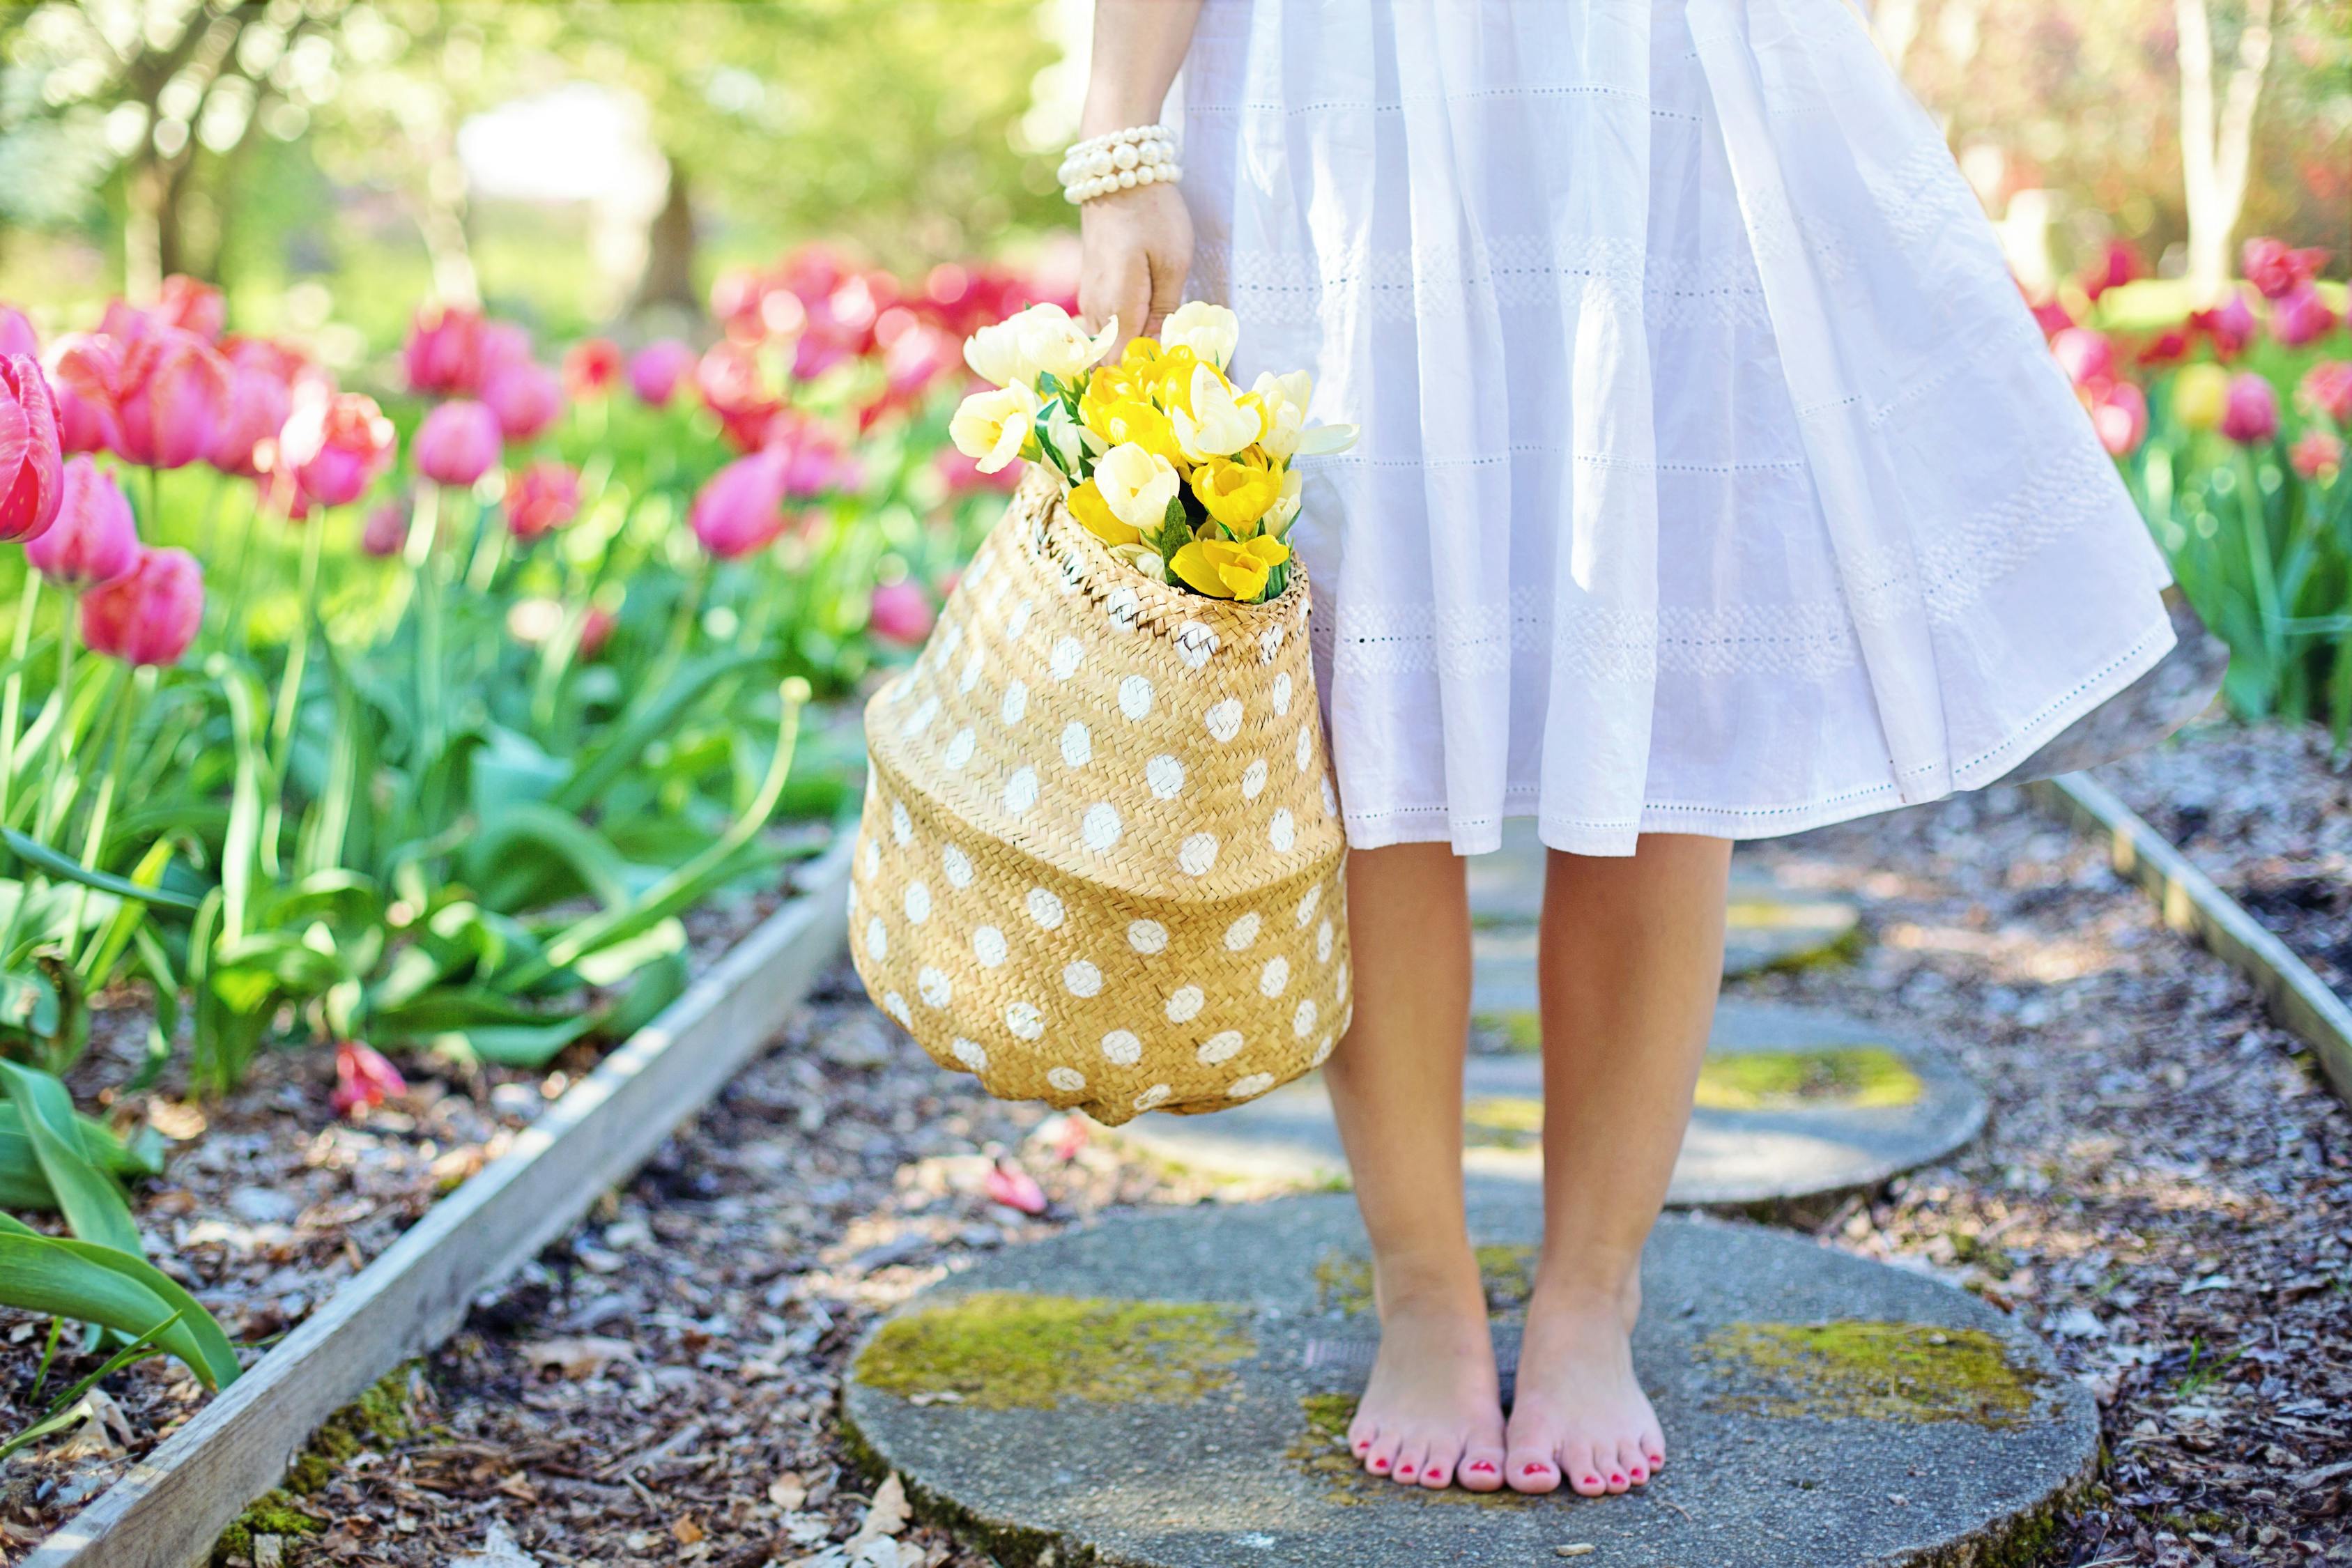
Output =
[
  {"x1": 479, "y1": 321, "x2": 534, "y2": 381},
  {"x1": 2298, "y1": 361, "x2": 2352, "y2": 426},
  {"x1": 0, "y1": 354, "x2": 63, "y2": 544},
  {"x1": 82, "y1": 546, "x2": 202, "y2": 666},
  {"x1": 403, "y1": 303, "x2": 489, "y2": 395},
  {"x1": 362, "y1": 496, "x2": 410, "y2": 558},
  {"x1": 696, "y1": 341, "x2": 782, "y2": 453},
  {"x1": 2241, "y1": 237, "x2": 2328, "y2": 301},
  {"x1": 2028, "y1": 295, "x2": 2075, "y2": 339},
  {"x1": 278, "y1": 387, "x2": 396, "y2": 509},
  {"x1": 26, "y1": 459, "x2": 137, "y2": 585},
  {"x1": 43, "y1": 335, "x2": 120, "y2": 455},
  {"x1": 2049, "y1": 328, "x2": 2114, "y2": 389},
  {"x1": 413, "y1": 399, "x2": 502, "y2": 488},
  {"x1": 208, "y1": 352, "x2": 296, "y2": 479},
  {"x1": 628, "y1": 339, "x2": 695, "y2": 407},
  {"x1": 505, "y1": 461, "x2": 581, "y2": 541},
  {"x1": 563, "y1": 338, "x2": 622, "y2": 399},
  {"x1": 2138, "y1": 326, "x2": 2192, "y2": 367},
  {"x1": 484, "y1": 360, "x2": 563, "y2": 442},
  {"x1": 2271, "y1": 284, "x2": 2339, "y2": 349},
  {"x1": 689, "y1": 448, "x2": 792, "y2": 559},
  {"x1": 983, "y1": 1160, "x2": 1047, "y2": 1216},
  {"x1": 2218, "y1": 373, "x2": 2280, "y2": 445},
  {"x1": 2080, "y1": 239, "x2": 2144, "y2": 302},
  {"x1": 2190, "y1": 291, "x2": 2258, "y2": 358},
  {"x1": 330, "y1": 1040, "x2": 407, "y2": 1120},
  {"x1": 2091, "y1": 383, "x2": 2149, "y2": 457},
  {"x1": 577, "y1": 605, "x2": 617, "y2": 659},
  {"x1": 868, "y1": 580, "x2": 935, "y2": 647},
  {"x1": 0, "y1": 306, "x2": 37, "y2": 360},
  {"x1": 97, "y1": 322, "x2": 232, "y2": 470},
  {"x1": 153, "y1": 275, "x2": 225, "y2": 342},
  {"x1": 2291, "y1": 429, "x2": 2342, "y2": 482}
]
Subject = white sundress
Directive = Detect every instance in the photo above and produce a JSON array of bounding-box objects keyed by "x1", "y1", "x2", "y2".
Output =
[{"x1": 1176, "y1": 0, "x2": 2178, "y2": 857}]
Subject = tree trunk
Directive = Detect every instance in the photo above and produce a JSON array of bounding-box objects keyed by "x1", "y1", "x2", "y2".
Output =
[
  {"x1": 632, "y1": 157, "x2": 702, "y2": 317},
  {"x1": 2177, "y1": 0, "x2": 2275, "y2": 297}
]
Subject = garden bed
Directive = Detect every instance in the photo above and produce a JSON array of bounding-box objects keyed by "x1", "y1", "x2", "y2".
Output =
[{"x1": 0, "y1": 822, "x2": 838, "y2": 1565}]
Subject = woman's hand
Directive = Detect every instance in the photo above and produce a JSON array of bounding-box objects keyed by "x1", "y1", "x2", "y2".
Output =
[{"x1": 1079, "y1": 178, "x2": 1194, "y2": 355}]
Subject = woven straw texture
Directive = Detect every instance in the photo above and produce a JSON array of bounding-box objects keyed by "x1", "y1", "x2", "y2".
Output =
[{"x1": 851, "y1": 469, "x2": 1352, "y2": 1126}]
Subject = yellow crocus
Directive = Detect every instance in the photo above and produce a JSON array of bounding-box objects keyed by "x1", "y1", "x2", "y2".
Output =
[
  {"x1": 1170, "y1": 534, "x2": 1290, "y2": 602},
  {"x1": 1068, "y1": 478, "x2": 1138, "y2": 546},
  {"x1": 2172, "y1": 363, "x2": 2230, "y2": 432},
  {"x1": 1152, "y1": 345, "x2": 1206, "y2": 413},
  {"x1": 1083, "y1": 396, "x2": 1186, "y2": 467},
  {"x1": 1190, "y1": 455, "x2": 1284, "y2": 533}
]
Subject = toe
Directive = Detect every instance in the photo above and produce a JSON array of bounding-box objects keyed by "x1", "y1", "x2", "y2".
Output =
[
  {"x1": 1458, "y1": 1445, "x2": 1505, "y2": 1493},
  {"x1": 1562, "y1": 1439, "x2": 1608, "y2": 1498},
  {"x1": 1420, "y1": 1434, "x2": 1462, "y2": 1490},
  {"x1": 1346, "y1": 1412, "x2": 1377, "y2": 1461},
  {"x1": 1362, "y1": 1429, "x2": 1398, "y2": 1477},
  {"x1": 1617, "y1": 1437, "x2": 1650, "y2": 1487},
  {"x1": 1390, "y1": 1435, "x2": 1429, "y2": 1486},
  {"x1": 1504, "y1": 1444, "x2": 1562, "y2": 1495}
]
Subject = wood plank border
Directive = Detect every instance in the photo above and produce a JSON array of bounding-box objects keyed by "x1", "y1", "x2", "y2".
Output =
[
  {"x1": 2030, "y1": 772, "x2": 2352, "y2": 1104},
  {"x1": 30, "y1": 835, "x2": 857, "y2": 1568}
]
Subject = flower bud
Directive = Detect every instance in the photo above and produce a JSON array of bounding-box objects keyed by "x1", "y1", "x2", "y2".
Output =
[
  {"x1": 82, "y1": 546, "x2": 203, "y2": 666},
  {"x1": 483, "y1": 360, "x2": 564, "y2": 442},
  {"x1": 628, "y1": 339, "x2": 696, "y2": 407},
  {"x1": 413, "y1": 399, "x2": 503, "y2": 489},
  {"x1": 26, "y1": 457, "x2": 137, "y2": 585},
  {"x1": 506, "y1": 461, "x2": 583, "y2": 541},
  {"x1": 868, "y1": 580, "x2": 935, "y2": 647},
  {"x1": 0, "y1": 354, "x2": 63, "y2": 544}
]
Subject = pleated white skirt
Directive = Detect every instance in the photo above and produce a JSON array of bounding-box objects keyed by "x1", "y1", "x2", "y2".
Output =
[{"x1": 1177, "y1": 0, "x2": 2176, "y2": 856}]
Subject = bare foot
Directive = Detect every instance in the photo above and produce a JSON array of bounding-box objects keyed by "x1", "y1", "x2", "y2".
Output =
[
  {"x1": 1502, "y1": 1278, "x2": 1666, "y2": 1497},
  {"x1": 1346, "y1": 1269, "x2": 1509, "y2": 1491}
]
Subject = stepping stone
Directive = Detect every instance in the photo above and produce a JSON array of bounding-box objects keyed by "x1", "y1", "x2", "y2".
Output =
[
  {"x1": 1102, "y1": 1002, "x2": 1987, "y2": 1206},
  {"x1": 842, "y1": 1196, "x2": 2096, "y2": 1568},
  {"x1": 1466, "y1": 822, "x2": 1861, "y2": 980}
]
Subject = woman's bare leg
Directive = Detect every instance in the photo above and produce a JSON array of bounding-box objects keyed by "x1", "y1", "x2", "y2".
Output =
[
  {"x1": 1503, "y1": 833, "x2": 1731, "y2": 1496},
  {"x1": 1323, "y1": 841, "x2": 1507, "y2": 1492}
]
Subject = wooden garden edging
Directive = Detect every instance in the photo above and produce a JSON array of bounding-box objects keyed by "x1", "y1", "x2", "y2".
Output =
[
  {"x1": 28, "y1": 834, "x2": 858, "y2": 1568},
  {"x1": 2031, "y1": 772, "x2": 2352, "y2": 1104}
]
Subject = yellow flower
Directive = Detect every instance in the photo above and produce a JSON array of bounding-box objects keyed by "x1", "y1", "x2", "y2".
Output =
[
  {"x1": 1160, "y1": 302, "x2": 1240, "y2": 370},
  {"x1": 1067, "y1": 478, "x2": 1137, "y2": 546},
  {"x1": 1173, "y1": 364, "x2": 1265, "y2": 461},
  {"x1": 2172, "y1": 363, "x2": 2231, "y2": 432},
  {"x1": 1119, "y1": 337, "x2": 1165, "y2": 369},
  {"x1": 1171, "y1": 534, "x2": 1290, "y2": 602},
  {"x1": 1082, "y1": 396, "x2": 1185, "y2": 467},
  {"x1": 1261, "y1": 466, "x2": 1305, "y2": 538},
  {"x1": 1190, "y1": 455, "x2": 1284, "y2": 532},
  {"x1": 1152, "y1": 346, "x2": 1206, "y2": 412}
]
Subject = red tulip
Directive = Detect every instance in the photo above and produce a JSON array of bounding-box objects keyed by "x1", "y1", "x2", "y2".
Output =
[
  {"x1": 82, "y1": 546, "x2": 202, "y2": 666},
  {"x1": 505, "y1": 461, "x2": 581, "y2": 541},
  {"x1": 0, "y1": 306, "x2": 37, "y2": 360},
  {"x1": 2298, "y1": 361, "x2": 2352, "y2": 426},
  {"x1": 278, "y1": 386, "x2": 396, "y2": 509},
  {"x1": 868, "y1": 579, "x2": 935, "y2": 647},
  {"x1": 100, "y1": 321, "x2": 232, "y2": 470},
  {"x1": 26, "y1": 458, "x2": 137, "y2": 585},
  {"x1": 404, "y1": 303, "x2": 489, "y2": 395},
  {"x1": 2291, "y1": 429, "x2": 2343, "y2": 482},
  {"x1": 628, "y1": 339, "x2": 695, "y2": 407},
  {"x1": 2137, "y1": 327, "x2": 2192, "y2": 367},
  {"x1": 2272, "y1": 284, "x2": 2339, "y2": 349},
  {"x1": 577, "y1": 604, "x2": 617, "y2": 659},
  {"x1": 43, "y1": 334, "x2": 121, "y2": 455},
  {"x1": 2189, "y1": 291, "x2": 2258, "y2": 359},
  {"x1": 2091, "y1": 383, "x2": 2149, "y2": 457},
  {"x1": 2219, "y1": 373, "x2": 2280, "y2": 445},
  {"x1": 2241, "y1": 237, "x2": 2328, "y2": 301},
  {"x1": 330, "y1": 1039, "x2": 407, "y2": 1120},
  {"x1": 563, "y1": 337, "x2": 622, "y2": 399},
  {"x1": 0, "y1": 354, "x2": 63, "y2": 544},
  {"x1": 983, "y1": 1160, "x2": 1047, "y2": 1216},
  {"x1": 362, "y1": 496, "x2": 410, "y2": 558},
  {"x1": 2079, "y1": 239, "x2": 2144, "y2": 302},
  {"x1": 482, "y1": 360, "x2": 563, "y2": 442},
  {"x1": 689, "y1": 448, "x2": 792, "y2": 559},
  {"x1": 413, "y1": 399, "x2": 502, "y2": 488},
  {"x1": 153, "y1": 275, "x2": 225, "y2": 342},
  {"x1": 2049, "y1": 328, "x2": 2114, "y2": 388}
]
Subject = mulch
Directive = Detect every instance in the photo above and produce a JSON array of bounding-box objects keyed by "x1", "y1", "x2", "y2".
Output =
[{"x1": 8, "y1": 754, "x2": 2349, "y2": 1567}]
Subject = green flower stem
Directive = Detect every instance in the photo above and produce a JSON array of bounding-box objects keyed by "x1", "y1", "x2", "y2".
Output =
[
  {"x1": 644, "y1": 554, "x2": 709, "y2": 700},
  {"x1": 2237, "y1": 447, "x2": 2285, "y2": 672},
  {"x1": 259, "y1": 509, "x2": 330, "y2": 877},
  {"x1": 63, "y1": 666, "x2": 141, "y2": 946},
  {"x1": 409, "y1": 484, "x2": 447, "y2": 767},
  {"x1": 217, "y1": 481, "x2": 263, "y2": 653},
  {"x1": 0, "y1": 572, "x2": 45, "y2": 845}
]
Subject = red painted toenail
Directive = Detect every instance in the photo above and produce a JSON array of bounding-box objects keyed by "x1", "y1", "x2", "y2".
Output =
[
  {"x1": 1468, "y1": 1461, "x2": 1495, "y2": 1473},
  {"x1": 1523, "y1": 1463, "x2": 1549, "y2": 1476},
  {"x1": 1611, "y1": 1473, "x2": 1625, "y2": 1484},
  {"x1": 1398, "y1": 1466, "x2": 1414, "y2": 1477}
]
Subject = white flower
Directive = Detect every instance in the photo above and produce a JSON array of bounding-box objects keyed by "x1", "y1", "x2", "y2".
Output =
[
  {"x1": 1161, "y1": 301, "x2": 1240, "y2": 369},
  {"x1": 1250, "y1": 371, "x2": 1312, "y2": 461},
  {"x1": 949, "y1": 382, "x2": 1040, "y2": 474},
  {"x1": 1094, "y1": 441, "x2": 1181, "y2": 530},
  {"x1": 1171, "y1": 364, "x2": 1263, "y2": 461},
  {"x1": 1262, "y1": 467, "x2": 1305, "y2": 539},
  {"x1": 964, "y1": 302, "x2": 1119, "y2": 390},
  {"x1": 1040, "y1": 399, "x2": 1085, "y2": 470}
]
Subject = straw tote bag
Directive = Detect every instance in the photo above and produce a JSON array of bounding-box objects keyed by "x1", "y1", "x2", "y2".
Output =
[{"x1": 850, "y1": 468, "x2": 1351, "y2": 1126}]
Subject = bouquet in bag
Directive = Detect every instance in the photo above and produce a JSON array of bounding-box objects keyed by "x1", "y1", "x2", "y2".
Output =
[
  {"x1": 850, "y1": 302, "x2": 1357, "y2": 1125},
  {"x1": 947, "y1": 301, "x2": 1354, "y2": 601}
]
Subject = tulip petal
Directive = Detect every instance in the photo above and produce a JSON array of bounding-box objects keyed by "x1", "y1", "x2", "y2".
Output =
[{"x1": 1169, "y1": 541, "x2": 1236, "y2": 599}]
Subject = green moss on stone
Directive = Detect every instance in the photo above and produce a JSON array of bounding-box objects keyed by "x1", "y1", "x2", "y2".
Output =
[
  {"x1": 1314, "y1": 1245, "x2": 1534, "y2": 1318},
  {"x1": 1694, "y1": 1047, "x2": 1923, "y2": 1111},
  {"x1": 1698, "y1": 1321, "x2": 2039, "y2": 1429},
  {"x1": 1286, "y1": 1394, "x2": 1535, "y2": 1507},
  {"x1": 854, "y1": 1291, "x2": 1253, "y2": 1410}
]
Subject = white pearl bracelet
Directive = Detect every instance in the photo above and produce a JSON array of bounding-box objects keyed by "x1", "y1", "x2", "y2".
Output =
[{"x1": 1059, "y1": 124, "x2": 1181, "y2": 204}]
